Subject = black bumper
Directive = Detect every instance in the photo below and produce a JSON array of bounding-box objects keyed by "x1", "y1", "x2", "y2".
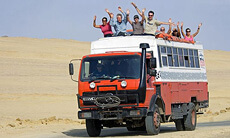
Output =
[{"x1": 78, "y1": 108, "x2": 148, "y2": 120}]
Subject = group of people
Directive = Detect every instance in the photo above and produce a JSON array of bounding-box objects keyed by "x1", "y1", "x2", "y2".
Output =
[{"x1": 93, "y1": 2, "x2": 202, "y2": 42}]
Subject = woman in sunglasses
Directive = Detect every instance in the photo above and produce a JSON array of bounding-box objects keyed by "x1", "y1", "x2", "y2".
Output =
[
  {"x1": 181, "y1": 22, "x2": 202, "y2": 42},
  {"x1": 93, "y1": 9, "x2": 113, "y2": 37}
]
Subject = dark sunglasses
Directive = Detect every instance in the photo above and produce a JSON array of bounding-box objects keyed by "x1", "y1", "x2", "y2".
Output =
[{"x1": 148, "y1": 14, "x2": 153, "y2": 17}]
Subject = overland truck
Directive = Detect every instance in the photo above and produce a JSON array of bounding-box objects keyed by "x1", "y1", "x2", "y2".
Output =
[{"x1": 69, "y1": 36, "x2": 209, "y2": 137}]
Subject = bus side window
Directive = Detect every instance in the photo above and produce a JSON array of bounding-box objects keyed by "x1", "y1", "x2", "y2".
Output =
[
  {"x1": 159, "y1": 46, "x2": 168, "y2": 67},
  {"x1": 194, "y1": 50, "x2": 200, "y2": 68},
  {"x1": 183, "y1": 49, "x2": 189, "y2": 67},
  {"x1": 178, "y1": 48, "x2": 184, "y2": 67},
  {"x1": 167, "y1": 47, "x2": 173, "y2": 66},
  {"x1": 158, "y1": 46, "x2": 162, "y2": 67},
  {"x1": 161, "y1": 46, "x2": 166, "y2": 53},
  {"x1": 162, "y1": 56, "x2": 168, "y2": 66},
  {"x1": 173, "y1": 47, "x2": 179, "y2": 67},
  {"x1": 189, "y1": 49, "x2": 195, "y2": 68}
]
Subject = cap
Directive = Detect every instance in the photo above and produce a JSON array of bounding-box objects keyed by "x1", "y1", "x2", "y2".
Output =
[{"x1": 134, "y1": 15, "x2": 139, "y2": 19}]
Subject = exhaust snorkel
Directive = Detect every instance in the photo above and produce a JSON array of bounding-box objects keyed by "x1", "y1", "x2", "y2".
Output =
[{"x1": 137, "y1": 43, "x2": 149, "y2": 103}]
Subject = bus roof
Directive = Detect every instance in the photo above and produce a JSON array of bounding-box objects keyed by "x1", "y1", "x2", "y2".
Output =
[{"x1": 91, "y1": 36, "x2": 203, "y2": 54}]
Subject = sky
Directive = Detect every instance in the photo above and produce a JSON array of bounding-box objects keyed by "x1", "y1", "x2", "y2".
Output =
[{"x1": 0, "y1": 0, "x2": 229, "y2": 51}]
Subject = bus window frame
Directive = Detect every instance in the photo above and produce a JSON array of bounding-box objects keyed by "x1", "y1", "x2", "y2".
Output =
[{"x1": 158, "y1": 45, "x2": 202, "y2": 69}]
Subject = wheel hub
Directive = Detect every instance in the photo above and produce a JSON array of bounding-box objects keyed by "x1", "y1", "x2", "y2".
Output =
[
  {"x1": 153, "y1": 111, "x2": 160, "y2": 128},
  {"x1": 192, "y1": 110, "x2": 195, "y2": 125}
]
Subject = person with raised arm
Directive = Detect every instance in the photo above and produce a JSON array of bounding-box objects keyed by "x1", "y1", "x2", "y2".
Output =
[
  {"x1": 93, "y1": 9, "x2": 113, "y2": 37},
  {"x1": 126, "y1": 8, "x2": 145, "y2": 35},
  {"x1": 181, "y1": 22, "x2": 202, "y2": 42},
  {"x1": 160, "y1": 18, "x2": 173, "y2": 34},
  {"x1": 131, "y1": 2, "x2": 174, "y2": 35},
  {"x1": 170, "y1": 21, "x2": 181, "y2": 38},
  {"x1": 110, "y1": 7, "x2": 128, "y2": 36}
]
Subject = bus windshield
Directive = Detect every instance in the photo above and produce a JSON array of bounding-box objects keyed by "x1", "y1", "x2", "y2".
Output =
[{"x1": 80, "y1": 55, "x2": 141, "y2": 82}]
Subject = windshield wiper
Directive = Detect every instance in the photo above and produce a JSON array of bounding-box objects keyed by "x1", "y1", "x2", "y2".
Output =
[
  {"x1": 110, "y1": 76, "x2": 136, "y2": 82},
  {"x1": 89, "y1": 76, "x2": 111, "y2": 83}
]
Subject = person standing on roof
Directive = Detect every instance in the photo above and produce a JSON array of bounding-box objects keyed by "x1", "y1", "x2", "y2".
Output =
[
  {"x1": 93, "y1": 9, "x2": 113, "y2": 37},
  {"x1": 181, "y1": 22, "x2": 202, "y2": 42},
  {"x1": 131, "y1": 2, "x2": 174, "y2": 35},
  {"x1": 126, "y1": 7, "x2": 145, "y2": 35},
  {"x1": 110, "y1": 7, "x2": 128, "y2": 36}
]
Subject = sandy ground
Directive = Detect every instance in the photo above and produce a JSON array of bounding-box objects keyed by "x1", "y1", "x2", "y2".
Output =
[{"x1": 0, "y1": 37, "x2": 230, "y2": 137}]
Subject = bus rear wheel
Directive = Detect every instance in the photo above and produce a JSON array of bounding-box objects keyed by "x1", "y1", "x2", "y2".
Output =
[
  {"x1": 145, "y1": 104, "x2": 161, "y2": 135},
  {"x1": 184, "y1": 103, "x2": 197, "y2": 131},
  {"x1": 86, "y1": 119, "x2": 102, "y2": 137}
]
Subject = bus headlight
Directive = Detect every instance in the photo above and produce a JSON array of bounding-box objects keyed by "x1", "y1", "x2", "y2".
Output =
[
  {"x1": 121, "y1": 80, "x2": 127, "y2": 88},
  {"x1": 89, "y1": 82, "x2": 95, "y2": 89}
]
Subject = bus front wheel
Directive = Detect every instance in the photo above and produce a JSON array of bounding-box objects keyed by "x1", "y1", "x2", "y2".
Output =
[
  {"x1": 145, "y1": 104, "x2": 161, "y2": 135},
  {"x1": 86, "y1": 119, "x2": 102, "y2": 137}
]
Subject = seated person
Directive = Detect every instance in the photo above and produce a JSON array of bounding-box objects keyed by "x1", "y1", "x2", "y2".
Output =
[
  {"x1": 110, "y1": 7, "x2": 128, "y2": 36},
  {"x1": 170, "y1": 22, "x2": 181, "y2": 38},
  {"x1": 93, "y1": 9, "x2": 113, "y2": 37},
  {"x1": 181, "y1": 22, "x2": 202, "y2": 41},
  {"x1": 126, "y1": 7, "x2": 145, "y2": 35},
  {"x1": 160, "y1": 18, "x2": 173, "y2": 35},
  {"x1": 92, "y1": 63, "x2": 106, "y2": 77}
]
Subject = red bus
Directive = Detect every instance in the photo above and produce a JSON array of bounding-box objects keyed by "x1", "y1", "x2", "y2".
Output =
[{"x1": 69, "y1": 36, "x2": 209, "y2": 136}]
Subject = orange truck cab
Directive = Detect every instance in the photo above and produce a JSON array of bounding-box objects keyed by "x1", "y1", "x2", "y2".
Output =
[{"x1": 69, "y1": 36, "x2": 209, "y2": 137}]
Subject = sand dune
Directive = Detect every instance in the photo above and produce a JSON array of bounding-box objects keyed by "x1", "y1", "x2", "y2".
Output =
[{"x1": 0, "y1": 37, "x2": 229, "y2": 137}]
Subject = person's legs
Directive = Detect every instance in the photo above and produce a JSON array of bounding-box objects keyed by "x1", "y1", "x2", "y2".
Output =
[
  {"x1": 117, "y1": 32, "x2": 126, "y2": 36},
  {"x1": 104, "y1": 34, "x2": 113, "y2": 37}
]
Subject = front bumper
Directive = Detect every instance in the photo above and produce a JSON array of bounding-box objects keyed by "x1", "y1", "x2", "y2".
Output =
[{"x1": 78, "y1": 108, "x2": 148, "y2": 120}]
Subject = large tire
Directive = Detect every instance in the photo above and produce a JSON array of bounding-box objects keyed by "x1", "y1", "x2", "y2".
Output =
[
  {"x1": 174, "y1": 119, "x2": 185, "y2": 131},
  {"x1": 184, "y1": 103, "x2": 197, "y2": 131},
  {"x1": 86, "y1": 119, "x2": 102, "y2": 137},
  {"x1": 145, "y1": 104, "x2": 161, "y2": 135}
]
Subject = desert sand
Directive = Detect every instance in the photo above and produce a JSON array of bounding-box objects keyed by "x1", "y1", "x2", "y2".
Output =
[{"x1": 0, "y1": 37, "x2": 229, "y2": 137}]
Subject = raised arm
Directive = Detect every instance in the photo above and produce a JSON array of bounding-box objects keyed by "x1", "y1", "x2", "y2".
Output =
[
  {"x1": 140, "y1": 8, "x2": 146, "y2": 24},
  {"x1": 126, "y1": 9, "x2": 132, "y2": 25},
  {"x1": 192, "y1": 23, "x2": 202, "y2": 37},
  {"x1": 93, "y1": 16, "x2": 100, "y2": 28},
  {"x1": 131, "y1": 2, "x2": 142, "y2": 16},
  {"x1": 118, "y1": 7, "x2": 127, "y2": 23},
  {"x1": 118, "y1": 6, "x2": 124, "y2": 14},
  {"x1": 105, "y1": 9, "x2": 112, "y2": 20},
  {"x1": 177, "y1": 22, "x2": 181, "y2": 38},
  {"x1": 109, "y1": 13, "x2": 115, "y2": 27},
  {"x1": 160, "y1": 21, "x2": 174, "y2": 26},
  {"x1": 167, "y1": 18, "x2": 172, "y2": 34},
  {"x1": 180, "y1": 22, "x2": 186, "y2": 38}
]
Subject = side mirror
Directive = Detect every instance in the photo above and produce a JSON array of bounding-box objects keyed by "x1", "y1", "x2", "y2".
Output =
[
  {"x1": 149, "y1": 69, "x2": 157, "y2": 77},
  {"x1": 150, "y1": 58, "x2": 157, "y2": 68},
  {"x1": 69, "y1": 63, "x2": 74, "y2": 75},
  {"x1": 69, "y1": 59, "x2": 81, "y2": 82}
]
